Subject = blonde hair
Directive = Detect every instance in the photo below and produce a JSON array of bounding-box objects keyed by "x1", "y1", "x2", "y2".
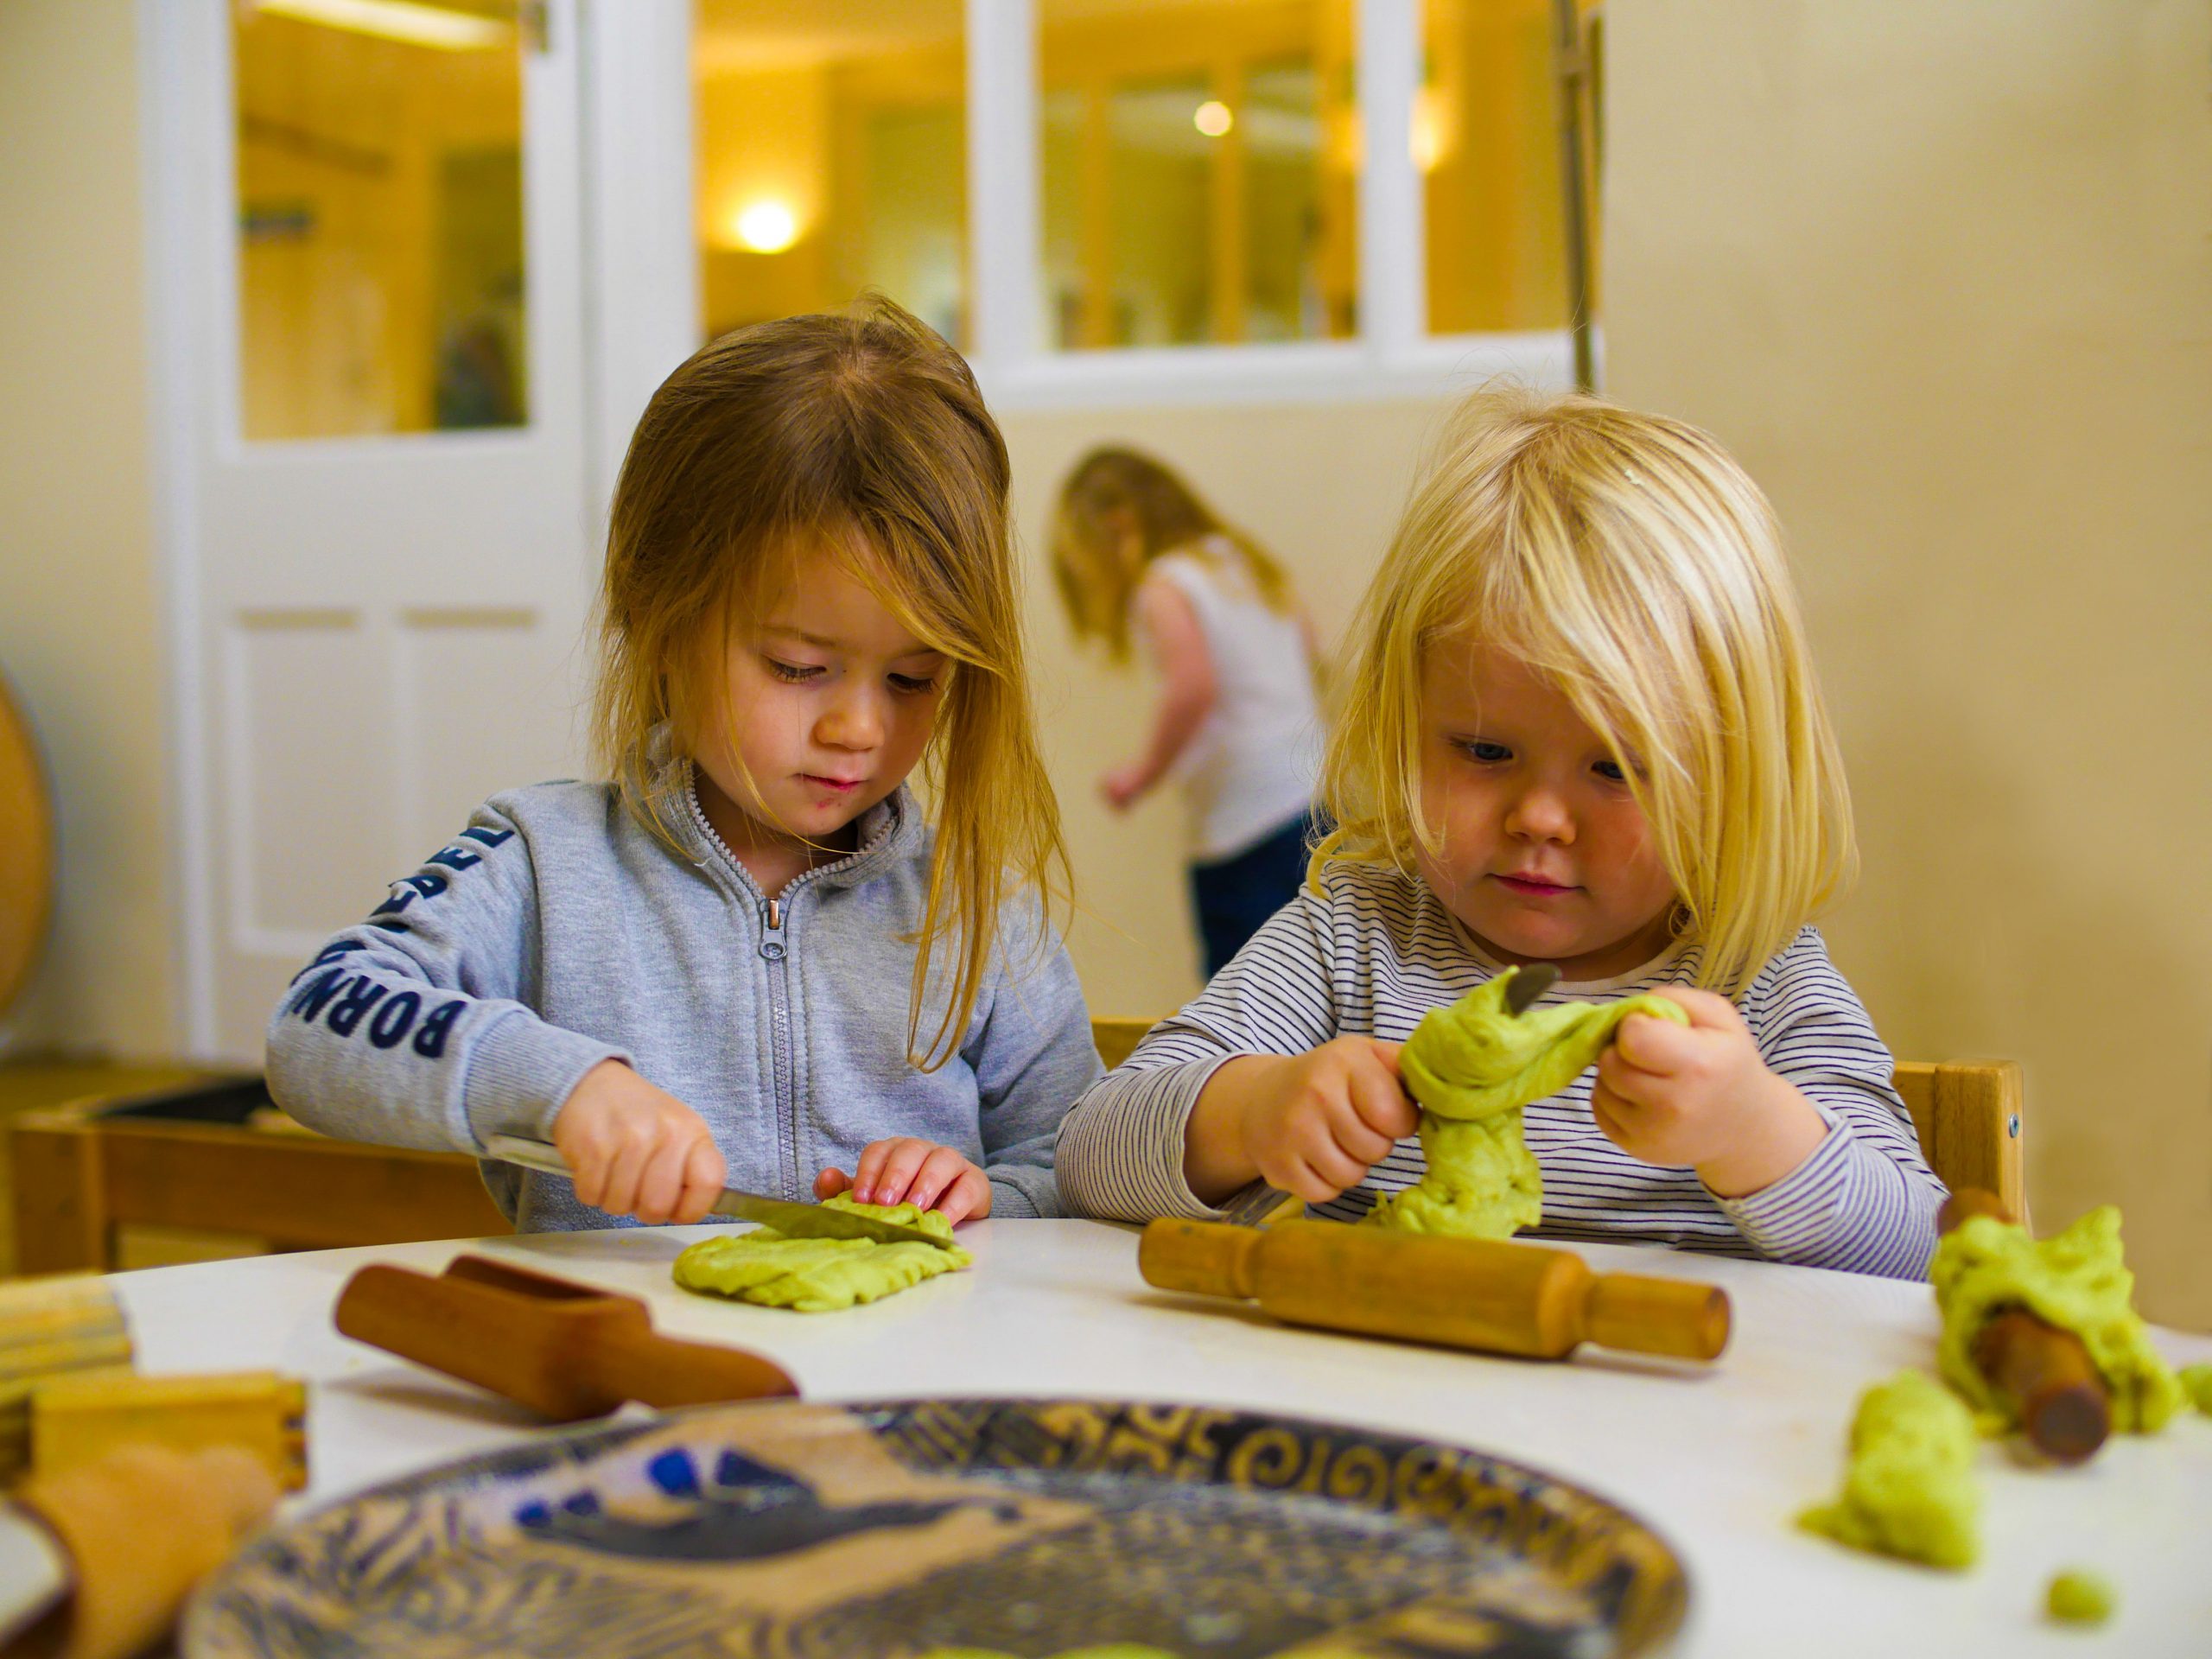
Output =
[
  {"x1": 1316, "y1": 388, "x2": 1855, "y2": 998},
  {"x1": 593, "y1": 297, "x2": 1069, "y2": 1069},
  {"x1": 1052, "y1": 446, "x2": 1294, "y2": 661}
]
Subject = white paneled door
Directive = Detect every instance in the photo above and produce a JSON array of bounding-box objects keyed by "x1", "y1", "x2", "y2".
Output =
[{"x1": 151, "y1": 0, "x2": 595, "y2": 1058}]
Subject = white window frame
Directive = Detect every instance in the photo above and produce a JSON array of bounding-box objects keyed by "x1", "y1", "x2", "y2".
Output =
[
  {"x1": 963, "y1": 0, "x2": 1579, "y2": 410},
  {"x1": 596, "y1": 0, "x2": 1580, "y2": 419}
]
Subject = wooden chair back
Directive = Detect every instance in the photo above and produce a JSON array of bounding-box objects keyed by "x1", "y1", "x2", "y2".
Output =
[{"x1": 1090, "y1": 1019, "x2": 2024, "y2": 1222}]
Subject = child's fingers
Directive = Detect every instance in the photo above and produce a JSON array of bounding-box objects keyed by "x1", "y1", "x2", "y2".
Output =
[
  {"x1": 1657, "y1": 985, "x2": 1737, "y2": 1031},
  {"x1": 1289, "y1": 1120, "x2": 1368, "y2": 1196},
  {"x1": 852, "y1": 1141, "x2": 899, "y2": 1204},
  {"x1": 814, "y1": 1166, "x2": 852, "y2": 1200},
  {"x1": 630, "y1": 1135, "x2": 697, "y2": 1224},
  {"x1": 671, "y1": 1136, "x2": 727, "y2": 1225},
  {"x1": 564, "y1": 1143, "x2": 608, "y2": 1209},
  {"x1": 1590, "y1": 1092, "x2": 1632, "y2": 1152},
  {"x1": 598, "y1": 1135, "x2": 655, "y2": 1218},
  {"x1": 865, "y1": 1140, "x2": 932, "y2": 1208},
  {"x1": 1254, "y1": 1144, "x2": 1331, "y2": 1204},
  {"x1": 1611, "y1": 1011, "x2": 1689, "y2": 1075},
  {"x1": 1345, "y1": 1063, "x2": 1418, "y2": 1142},
  {"x1": 935, "y1": 1165, "x2": 991, "y2": 1225},
  {"x1": 905, "y1": 1147, "x2": 972, "y2": 1213}
]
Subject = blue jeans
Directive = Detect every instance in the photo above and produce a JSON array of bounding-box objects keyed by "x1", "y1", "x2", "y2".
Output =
[{"x1": 1189, "y1": 810, "x2": 1319, "y2": 978}]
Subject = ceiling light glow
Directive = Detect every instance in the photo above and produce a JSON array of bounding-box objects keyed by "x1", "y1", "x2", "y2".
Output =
[
  {"x1": 733, "y1": 200, "x2": 801, "y2": 254},
  {"x1": 1193, "y1": 100, "x2": 1234, "y2": 138}
]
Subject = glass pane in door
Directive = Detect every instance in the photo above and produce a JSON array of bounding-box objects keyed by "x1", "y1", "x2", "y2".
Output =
[
  {"x1": 1039, "y1": 0, "x2": 1357, "y2": 350},
  {"x1": 694, "y1": 0, "x2": 968, "y2": 346},
  {"x1": 232, "y1": 0, "x2": 527, "y2": 439}
]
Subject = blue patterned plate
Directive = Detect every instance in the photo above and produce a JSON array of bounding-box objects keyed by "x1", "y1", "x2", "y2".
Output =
[{"x1": 186, "y1": 1397, "x2": 1686, "y2": 1658}]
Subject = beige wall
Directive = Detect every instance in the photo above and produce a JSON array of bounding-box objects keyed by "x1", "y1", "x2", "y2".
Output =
[
  {"x1": 1001, "y1": 396, "x2": 1452, "y2": 1017},
  {"x1": 1605, "y1": 0, "x2": 2212, "y2": 1326},
  {"x1": 0, "y1": 0, "x2": 175, "y2": 1060}
]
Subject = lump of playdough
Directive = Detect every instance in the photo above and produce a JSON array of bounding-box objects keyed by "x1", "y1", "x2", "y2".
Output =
[
  {"x1": 672, "y1": 1197, "x2": 970, "y2": 1313},
  {"x1": 1363, "y1": 969, "x2": 1688, "y2": 1240},
  {"x1": 1797, "y1": 1370, "x2": 1980, "y2": 1569},
  {"x1": 2177, "y1": 1363, "x2": 2212, "y2": 1416},
  {"x1": 2045, "y1": 1569, "x2": 2116, "y2": 1625},
  {"x1": 1930, "y1": 1206, "x2": 2183, "y2": 1435}
]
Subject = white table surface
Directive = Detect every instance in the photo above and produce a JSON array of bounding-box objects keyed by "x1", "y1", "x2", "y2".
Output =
[{"x1": 113, "y1": 1219, "x2": 2212, "y2": 1658}]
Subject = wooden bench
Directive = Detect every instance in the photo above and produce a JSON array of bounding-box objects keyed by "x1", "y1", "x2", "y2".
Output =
[{"x1": 10, "y1": 1077, "x2": 506, "y2": 1274}]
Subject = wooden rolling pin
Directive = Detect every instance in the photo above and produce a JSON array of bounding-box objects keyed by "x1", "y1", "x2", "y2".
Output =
[
  {"x1": 1937, "y1": 1187, "x2": 2108, "y2": 1464},
  {"x1": 1140, "y1": 1219, "x2": 1731, "y2": 1363},
  {"x1": 335, "y1": 1255, "x2": 797, "y2": 1421}
]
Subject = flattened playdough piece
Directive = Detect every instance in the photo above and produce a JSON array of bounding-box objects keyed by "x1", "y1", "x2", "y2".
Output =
[
  {"x1": 1364, "y1": 970, "x2": 1688, "y2": 1240},
  {"x1": 2177, "y1": 1363, "x2": 2212, "y2": 1416},
  {"x1": 672, "y1": 1197, "x2": 970, "y2": 1313},
  {"x1": 1797, "y1": 1370, "x2": 1980, "y2": 1569},
  {"x1": 1930, "y1": 1206, "x2": 2183, "y2": 1435},
  {"x1": 2045, "y1": 1569, "x2": 2116, "y2": 1625}
]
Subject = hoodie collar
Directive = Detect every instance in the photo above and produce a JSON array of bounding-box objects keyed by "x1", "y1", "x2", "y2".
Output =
[{"x1": 675, "y1": 760, "x2": 925, "y2": 897}]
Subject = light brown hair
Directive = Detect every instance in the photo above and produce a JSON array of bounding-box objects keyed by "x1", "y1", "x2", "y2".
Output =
[
  {"x1": 593, "y1": 297, "x2": 1069, "y2": 1067},
  {"x1": 1052, "y1": 447, "x2": 1294, "y2": 661},
  {"x1": 1317, "y1": 388, "x2": 1855, "y2": 998}
]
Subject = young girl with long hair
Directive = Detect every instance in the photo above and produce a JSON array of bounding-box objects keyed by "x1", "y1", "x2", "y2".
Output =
[
  {"x1": 1052, "y1": 448, "x2": 1323, "y2": 976},
  {"x1": 1057, "y1": 390, "x2": 1944, "y2": 1277},
  {"x1": 270, "y1": 300, "x2": 1096, "y2": 1230}
]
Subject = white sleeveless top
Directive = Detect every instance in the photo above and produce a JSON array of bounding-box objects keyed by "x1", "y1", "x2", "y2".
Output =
[{"x1": 1143, "y1": 540, "x2": 1321, "y2": 861}]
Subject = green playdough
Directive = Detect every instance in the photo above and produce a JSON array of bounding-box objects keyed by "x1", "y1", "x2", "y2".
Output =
[
  {"x1": 1797, "y1": 1370, "x2": 1981, "y2": 1569},
  {"x1": 2177, "y1": 1363, "x2": 2212, "y2": 1416},
  {"x1": 2045, "y1": 1569, "x2": 2116, "y2": 1625},
  {"x1": 1363, "y1": 969, "x2": 1688, "y2": 1239},
  {"x1": 672, "y1": 1197, "x2": 970, "y2": 1312},
  {"x1": 1929, "y1": 1205, "x2": 2184, "y2": 1435}
]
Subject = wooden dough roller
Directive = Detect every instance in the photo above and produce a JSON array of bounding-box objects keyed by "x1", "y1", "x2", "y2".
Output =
[
  {"x1": 1937, "y1": 1187, "x2": 2108, "y2": 1463},
  {"x1": 335, "y1": 1255, "x2": 796, "y2": 1421},
  {"x1": 1141, "y1": 1219, "x2": 1731, "y2": 1362}
]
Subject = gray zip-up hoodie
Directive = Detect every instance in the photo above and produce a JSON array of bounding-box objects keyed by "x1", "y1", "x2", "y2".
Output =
[{"x1": 264, "y1": 772, "x2": 1099, "y2": 1230}]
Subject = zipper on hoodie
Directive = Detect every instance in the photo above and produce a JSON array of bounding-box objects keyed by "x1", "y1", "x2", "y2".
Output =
[{"x1": 760, "y1": 895, "x2": 798, "y2": 1202}]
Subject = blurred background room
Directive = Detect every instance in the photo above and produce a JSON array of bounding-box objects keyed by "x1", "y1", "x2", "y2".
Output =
[{"x1": 0, "y1": 1, "x2": 2206, "y2": 1325}]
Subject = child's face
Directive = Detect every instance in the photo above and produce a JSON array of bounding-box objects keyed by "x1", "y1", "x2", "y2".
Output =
[
  {"x1": 1414, "y1": 639, "x2": 1679, "y2": 981},
  {"x1": 695, "y1": 555, "x2": 946, "y2": 849}
]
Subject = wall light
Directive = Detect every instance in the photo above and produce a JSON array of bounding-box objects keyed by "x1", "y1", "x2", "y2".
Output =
[
  {"x1": 732, "y1": 200, "x2": 801, "y2": 255},
  {"x1": 1410, "y1": 87, "x2": 1450, "y2": 173},
  {"x1": 1193, "y1": 100, "x2": 1234, "y2": 138},
  {"x1": 251, "y1": 0, "x2": 512, "y2": 52}
]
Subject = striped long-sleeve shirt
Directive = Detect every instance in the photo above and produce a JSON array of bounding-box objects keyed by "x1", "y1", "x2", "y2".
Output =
[{"x1": 1056, "y1": 861, "x2": 1946, "y2": 1279}]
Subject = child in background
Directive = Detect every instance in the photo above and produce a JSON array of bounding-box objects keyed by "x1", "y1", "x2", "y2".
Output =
[
  {"x1": 269, "y1": 300, "x2": 1098, "y2": 1231},
  {"x1": 1052, "y1": 448, "x2": 1324, "y2": 977},
  {"x1": 1057, "y1": 391, "x2": 1946, "y2": 1278}
]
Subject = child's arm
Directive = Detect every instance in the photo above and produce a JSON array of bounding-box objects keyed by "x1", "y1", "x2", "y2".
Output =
[
  {"x1": 808, "y1": 905, "x2": 1102, "y2": 1223},
  {"x1": 1182, "y1": 1038, "x2": 1414, "y2": 1205},
  {"x1": 1055, "y1": 890, "x2": 1382, "y2": 1221},
  {"x1": 1592, "y1": 930, "x2": 1945, "y2": 1278},
  {"x1": 959, "y1": 908, "x2": 1104, "y2": 1219},
  {"x1": 1101, "y1": 577, "x2": 1214, "y2": 810},
  {"x1": 264, "y1": 800, "x2": 718, "y2": 1223}
]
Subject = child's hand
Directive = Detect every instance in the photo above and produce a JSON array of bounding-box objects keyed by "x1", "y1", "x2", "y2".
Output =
[
  {"x1": 551, "y1": 1060, "x2": 727, "y2": 1225},
  {"x1": 1590, "y1": 988, "x2": 1827, "y2": 1196},
  {"x1": 815, "y1": 1139, "x2": 993, "y2": 1224},
  {"x1": 1192, "y1": 1038, "x2": 1417, "y2": 1205},
  {"x1": 1099, "y1": 761, "x2": 1148, "y2": 811}
]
